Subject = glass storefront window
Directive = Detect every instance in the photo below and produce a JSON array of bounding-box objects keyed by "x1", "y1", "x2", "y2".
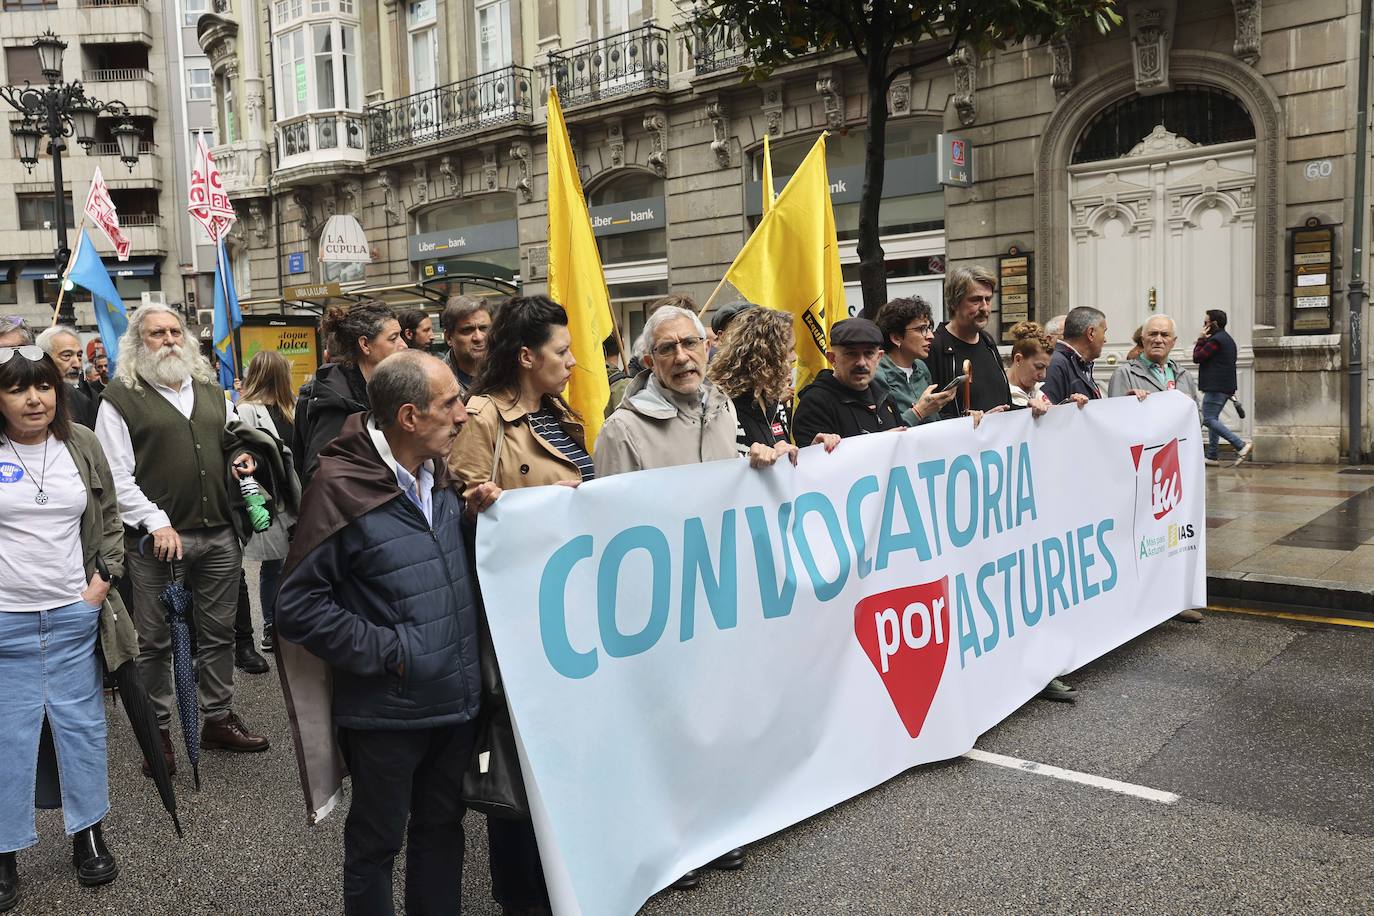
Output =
[
  {"x1": 588, "y1": 172, "x2": 667, "y2": 264},
  {"x1": 750, "y1": 120, "x2": 943, "y2": 239}
]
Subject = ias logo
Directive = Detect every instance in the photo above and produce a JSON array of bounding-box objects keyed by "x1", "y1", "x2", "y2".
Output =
[
  {"x1": 854, "y1": 578, "x2": 951, "y2": 739},
  {"x1": 1150, "y1": 439, "x2": 1182, "y2": 520},
  {"x1": 1168, "y1": 523, "x2": 1197, "y2": 548}
]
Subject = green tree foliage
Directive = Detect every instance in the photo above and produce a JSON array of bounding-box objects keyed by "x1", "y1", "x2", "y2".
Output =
[{"x1": 696, "y1": 0, "x2": 1121, "y2": 318}]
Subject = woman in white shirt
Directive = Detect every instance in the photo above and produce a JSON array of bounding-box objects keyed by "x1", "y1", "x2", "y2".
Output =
[{"x1": 0, "y1": 345, "x2": 133, "y2": 908}]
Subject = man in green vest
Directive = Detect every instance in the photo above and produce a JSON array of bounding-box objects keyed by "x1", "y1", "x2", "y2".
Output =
[{"x1": 96, "y1": 305, "x2": 269, "y2": 777}]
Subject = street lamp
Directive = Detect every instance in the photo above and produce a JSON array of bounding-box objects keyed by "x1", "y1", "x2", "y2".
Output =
[{"x1": 0, "y1": 30, "x2": 144, "y2": 325}]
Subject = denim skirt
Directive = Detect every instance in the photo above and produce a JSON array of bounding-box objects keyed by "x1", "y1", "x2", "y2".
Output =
[{"x1": 0, "y1": 600, "x2": 108, "y2": 852}]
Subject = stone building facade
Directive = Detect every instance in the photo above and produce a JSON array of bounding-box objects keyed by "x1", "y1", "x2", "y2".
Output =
[{"x1": 198, "y1": 0, "x2": 1371, "y2": 462}]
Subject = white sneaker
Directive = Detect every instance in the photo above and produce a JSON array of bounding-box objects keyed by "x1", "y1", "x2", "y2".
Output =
[
  {"x1": 1204, "y1": 457, "x2": 1222, "y2": 467},
  {"x1": 1233, "y1": 442, "x2": 1253, "y2": 466}
]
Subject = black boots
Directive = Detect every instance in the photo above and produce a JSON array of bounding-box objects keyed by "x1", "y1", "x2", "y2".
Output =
[
  {"x1": 71, "y1": 822, "x2": 118, "y2": 887},
  {"x1": 0, "y1": 852, "x2": 16, "y2": 912},
  {"x1": 234, "y1": 640, "x2": 269, "y2": 674}
]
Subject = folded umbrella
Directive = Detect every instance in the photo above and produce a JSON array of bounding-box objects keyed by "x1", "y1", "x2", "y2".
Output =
[
  {"x1": 141, "y1": 538, "x2": 201, "y2": 791},
  {"x1": 110, "y1": 661, "x2": 183, "y2": 835}
]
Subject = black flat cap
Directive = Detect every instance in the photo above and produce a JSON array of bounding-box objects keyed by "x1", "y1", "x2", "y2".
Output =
[
  {"x1": 710, "y1": 300, "x2": 756, "y2": 335},
  {"x1": 829, "y1": 317, "x2": 884, "y2": 348}
]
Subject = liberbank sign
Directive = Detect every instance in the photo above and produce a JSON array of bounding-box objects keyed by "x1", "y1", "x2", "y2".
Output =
[{"x1": 407, "y1": 196, "x2": 666, "y2": 262}]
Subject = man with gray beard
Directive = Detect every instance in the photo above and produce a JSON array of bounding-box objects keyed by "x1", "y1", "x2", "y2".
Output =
[
  {"x1": 36, "y1": 324, "x2": 98, "y2": 428},
  {"x1": 96, "y1": 305, "x2": 269, "y2": 777}
]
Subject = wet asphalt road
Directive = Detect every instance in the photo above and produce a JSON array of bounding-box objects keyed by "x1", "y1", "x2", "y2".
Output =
[{"x1": 9, "y1": 590, "x2": 1373, "y2": 915}]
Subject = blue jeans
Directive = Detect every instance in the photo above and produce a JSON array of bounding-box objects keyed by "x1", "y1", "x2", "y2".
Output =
[
  {"x1": 0, "y1": 601, "x2": 108, "y2": 852},
  {"x1": 260, "y1": 558, "x2": 284, "y2": 629},
  {"x1": 1201, "y1": 390, "x2": 1245, "y2": 459}
]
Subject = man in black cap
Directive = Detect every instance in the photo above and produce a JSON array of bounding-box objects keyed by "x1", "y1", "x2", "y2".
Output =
[
  {"x1": 793, "y1": 318, "x2": 905, "y2": 443},
  {"x1": 707, "y1": 299, "x2": 756, "y2": 359}
]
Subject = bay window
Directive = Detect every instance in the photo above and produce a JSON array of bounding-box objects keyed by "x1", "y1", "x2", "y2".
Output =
[{"x1": 275, "y1": 21, "x2": 359, "y2": 115}]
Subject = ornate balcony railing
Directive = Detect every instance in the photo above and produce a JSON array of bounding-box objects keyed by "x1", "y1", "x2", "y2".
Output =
[
  {"x1": 210, "y1": 139, "x2": 271, "y2": 196},
  {"x1": 366, "y1": 64, "x2": 534, "y2": 156},
  {"x1": 86, "y1": 140, "x2": 157, "y2": 156},
  {"x1": 276, "y1": 110, "x2": 366, "y2": 162},
  {"x1": 690, "y1": 19, "x2": 748, "y2": 75},
  {"x1": 547, "y1": 24, "x2": 669, "y2": 106},
  {"x1": 82, "y1": 69, "x2": 153, "y2": 82},
  {"x1": 76, "y1": 0, "x2": 141, "y2": 7}
]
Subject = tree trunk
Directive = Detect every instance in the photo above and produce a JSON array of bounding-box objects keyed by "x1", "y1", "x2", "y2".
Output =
[{"x1": 856, "y1": 54, "x2": 889, "y2": 319}]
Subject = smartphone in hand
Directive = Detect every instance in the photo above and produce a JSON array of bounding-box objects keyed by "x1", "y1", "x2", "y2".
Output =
[{"x1": 938, "y1": 374, "x2": 968, "y2": 394}]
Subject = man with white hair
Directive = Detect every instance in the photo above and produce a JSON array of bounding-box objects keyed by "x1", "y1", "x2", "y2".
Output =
[
  {"x1": 1043, "y1": 314, "x2": 1067, "y2": 346},
  {"x1": 594, "y1": 302, "x2": 793, "y2": 890},
  {"x1": 37, "y1": 324, "x2": 98, "y2": 427},
  {"x1": 96, "y1": 305, "x2": 269, "y2": 776}
]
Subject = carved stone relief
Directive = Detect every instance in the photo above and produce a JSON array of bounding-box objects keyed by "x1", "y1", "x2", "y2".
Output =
[
  {"x1": 815, "y1": 70, "x2": 843, "y2": 130},
  {"x1": 1127, "y1": 3, "x2": 1177, "y2": 95},
  {"x1": 948, "y1": 47, "x2": 977, "y2": 126},
  {"x1": 1231, "y1": 0, "x2": 1260, "y2": 65},
  {"x1": 246, "y1": 200, "x2": 268, "y2": 245},
  {"x1": 704, "y1": 102, "x2": 729, "y2": 169},
  {"x1": 1050, "y1": 35, "x2": 1075, "y2": 100},
  {"x1": 482, "y1": 147, "x2": 499, "y2": 192},
  {"x1": 377, "y1": 170, "x2": 403, "y2": 225},
  {"x1": 510, "y1": 142, "x2": 533, "y2": 202},
  {"x1": 413, "y1": 161, "x2": 429, "y2": 204},
  {"x1": 1125, "y1": 124, "x2": 1197, "y2": 157},
  {"x1": 607, "y1": 120, "x2": 625, "y2": 168},
  {"x1": 889, "y1": 75, "x2": 911, "y2": 116},
  {"x1": 761, "y1": 82, "x2": 784, "y2": 136},
  {"x1": 291, "y1": 190, "x2": 317, "y2": 234},
  {"x1": 644, "y1": 111, "x2": 668, "y2": 176},
  {"x1": 438, "y1": 156, "x2": 460, "y2": 197}
]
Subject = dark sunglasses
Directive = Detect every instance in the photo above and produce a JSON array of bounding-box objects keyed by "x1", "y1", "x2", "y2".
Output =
[{"x1": 0, "y1": 346, "x2": 44, "y2": 365}]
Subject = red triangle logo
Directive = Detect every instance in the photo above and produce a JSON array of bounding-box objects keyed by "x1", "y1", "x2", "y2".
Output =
[{"x1": 1130, "y1": 444, "x2": 1145, "y2": 470}]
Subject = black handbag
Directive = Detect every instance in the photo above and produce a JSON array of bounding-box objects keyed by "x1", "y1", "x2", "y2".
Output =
[
  {"x1": 1230, "y1": 395, "x2": 1246, "y2": 419},
  {"x1": 461, "y1": 608, "x2": 530, "y2": 819},
  {"x1": 461, "y1": 416, "x2": 531, "y2": 819}
]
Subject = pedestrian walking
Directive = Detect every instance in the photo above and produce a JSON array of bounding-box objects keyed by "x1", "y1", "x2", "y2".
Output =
[
  {"x1": 448, "y1": 295, "x2": 592, "y2": 916},
  {"x1": 276, "y1": 351, "x2": 482, "y2": 916},
  {"x1": 293, "y1": 301, "x2": 406, "y2": 484},
  {"x1": 0, "y1": 344, "x2": 141, "y2": 909},
  {"x1": 1193, "y1": 308, "x2": 1251, "y2": 466}
]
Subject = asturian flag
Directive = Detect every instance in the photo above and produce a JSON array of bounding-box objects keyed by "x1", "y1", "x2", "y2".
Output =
[
  {"x1": 65, "y1": 230, "x2": 129, "y2": 369},
  {"x1": 211, "y1": 238, "x2": 242, "y2": 390}
]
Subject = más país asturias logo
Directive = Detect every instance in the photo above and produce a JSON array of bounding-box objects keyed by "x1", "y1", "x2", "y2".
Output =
[{"x1": 854, "y1": 578, "x2": 951, "y2": 739}]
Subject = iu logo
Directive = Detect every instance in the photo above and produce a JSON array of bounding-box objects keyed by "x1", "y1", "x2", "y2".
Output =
[
  {"x1": 1150, "y1": 438, "x2": 1182, "y2": 520},
  {"x1": 854, "y1": 579, "x2": 951, "y2": 739}
]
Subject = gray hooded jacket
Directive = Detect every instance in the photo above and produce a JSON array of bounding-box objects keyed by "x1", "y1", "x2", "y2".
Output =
[{"x1": 595, "y1": 371, "x2": 739, "y2": 476}]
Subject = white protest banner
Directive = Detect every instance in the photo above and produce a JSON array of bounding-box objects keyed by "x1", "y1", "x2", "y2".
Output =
[
  {"x1": 476, "y1": 392, "x2": 1207, "y2": 915},
  {"x1": 187, "y1": 136, "x2": 235, "y2": 242},
  {"x1": 83, "y1": 167, "x2": 131, "y2": 261}
]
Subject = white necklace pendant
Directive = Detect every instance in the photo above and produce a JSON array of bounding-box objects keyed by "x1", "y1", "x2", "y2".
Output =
[{"x1": 35, "y1": 491, "x2": 48, "y2": 505}]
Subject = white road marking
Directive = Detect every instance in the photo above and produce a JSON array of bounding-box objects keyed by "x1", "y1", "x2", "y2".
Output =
[{"x1": 962, "y1": 748, "x2": 1181, "y2": 805}]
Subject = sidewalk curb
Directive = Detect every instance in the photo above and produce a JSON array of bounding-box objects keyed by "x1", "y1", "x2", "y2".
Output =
[{"x1": 1208, "y1": 571, "x2": 1374, "y2": 619}]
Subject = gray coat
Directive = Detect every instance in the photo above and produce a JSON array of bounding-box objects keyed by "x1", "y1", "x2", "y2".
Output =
[
  {"x1": 1107, "y1": 357, "x2": 1199, "y2": 401},
  {"x1": 595, "y1": 371, "x2": 738, "y2": 476}
]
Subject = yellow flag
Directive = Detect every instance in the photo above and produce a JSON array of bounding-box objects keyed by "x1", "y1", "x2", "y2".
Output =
[
  {"x1": 723, "y1": 133, "x2": 845, "y2": 394},
  {"x1": 545, "y1": 86, "x2": 614, "y2": 450},
  {"x1": 761, "y1": 133, "x2": 776, "y2": 216}
]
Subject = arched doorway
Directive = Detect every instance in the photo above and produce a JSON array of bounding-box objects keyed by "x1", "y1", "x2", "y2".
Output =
[{"x1": 1066, "y1": 84, "x2": 1258, "y2": 437}]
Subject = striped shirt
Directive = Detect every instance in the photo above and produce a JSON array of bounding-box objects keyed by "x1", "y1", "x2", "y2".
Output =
[{"x1": 528, "y1": 409, "x2": 596, "y2": 482}]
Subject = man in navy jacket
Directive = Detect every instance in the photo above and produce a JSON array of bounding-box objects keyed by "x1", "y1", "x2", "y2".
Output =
[{"x1": 276, "y1": 351, "x2": 481, "y2": 915}]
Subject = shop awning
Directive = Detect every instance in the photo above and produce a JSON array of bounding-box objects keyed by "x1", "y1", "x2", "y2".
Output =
[{"x1": 17, "y1": 258, "x2": 157, "y2": 282}]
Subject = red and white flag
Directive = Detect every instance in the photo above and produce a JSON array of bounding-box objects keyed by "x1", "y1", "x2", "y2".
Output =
[
  {"x1": 188, "y1": 136, "x2": 236, "y2": 242},
  {"x1": 84, "y1": 167, "x2": 131, "y2": 261}
]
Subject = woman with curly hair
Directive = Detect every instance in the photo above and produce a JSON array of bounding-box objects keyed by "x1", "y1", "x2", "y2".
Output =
[
  {"x1": 708, "y1": 306, "x2": 840, "y2": 455},
  {"x1": 1006, "y1": 321, "x2": 1054, "y2": 413}
]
